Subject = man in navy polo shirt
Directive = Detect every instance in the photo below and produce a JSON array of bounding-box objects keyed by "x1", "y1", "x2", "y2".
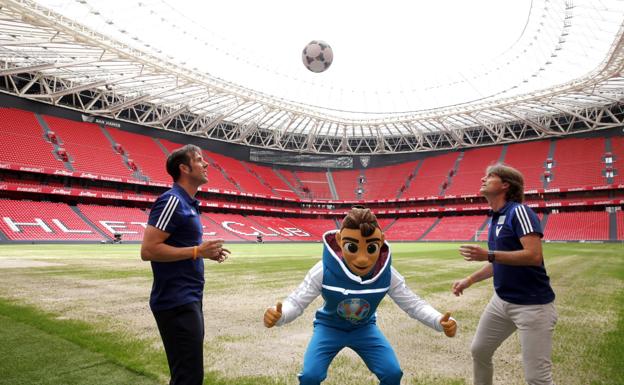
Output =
[
  {"x1": 451, "y1": 163, "x2": 557, "y2": 385},
  {"x1": 141, "y1": 144, "x2": 229, "y2": 385}
]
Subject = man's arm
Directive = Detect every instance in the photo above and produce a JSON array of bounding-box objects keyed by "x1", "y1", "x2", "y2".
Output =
[
  {"x1": 488, "y1": 234, "x2": 543, "y2": 266},
  {"x1": 459, "y1": 234, "x2": 543, "y2": 266},
  {"x1": 141, "y1": 225, "x2": 227, "y2": 262},
  {"x1": 140, "y1": 225, "x2": 193, "y2": 262}
]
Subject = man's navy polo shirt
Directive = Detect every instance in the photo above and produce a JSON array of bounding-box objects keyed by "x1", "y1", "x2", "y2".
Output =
[
  {"x1": 147, "y1": 183, "x2": 204, "y2": 312},
  {"x1": 488, "y1": 201, "x2": 555, "y2": 305}
]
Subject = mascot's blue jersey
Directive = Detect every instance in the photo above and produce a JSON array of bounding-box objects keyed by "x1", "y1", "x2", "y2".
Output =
[{"x1": 314, "y1": 231, "x2": 392, "y2": 330}]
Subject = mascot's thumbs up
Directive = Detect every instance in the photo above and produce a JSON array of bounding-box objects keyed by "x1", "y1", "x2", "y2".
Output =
[
  {"x1": 264, "y1": 302, "x2": 283, "y2": 328},
  {"x1": 440, "y1": 311, "x2": 457, "y2": 337}
]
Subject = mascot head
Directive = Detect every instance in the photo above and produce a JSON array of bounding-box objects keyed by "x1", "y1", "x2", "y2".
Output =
[{"x1": 335, "y1": 206, "x2": 385, "y2": 277}]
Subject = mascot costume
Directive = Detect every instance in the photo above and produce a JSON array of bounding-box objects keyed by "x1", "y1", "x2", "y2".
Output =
[{"x1": 264, "y1": 206, "x2": 456, "y2": 385}]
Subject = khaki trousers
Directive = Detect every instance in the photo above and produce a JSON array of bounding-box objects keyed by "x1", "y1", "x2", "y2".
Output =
[{"x1": 471, "y1": 293, "x2": 557, "y2": 385}]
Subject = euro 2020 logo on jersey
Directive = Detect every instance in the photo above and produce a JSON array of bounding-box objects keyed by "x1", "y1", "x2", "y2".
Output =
[{"x1": 337, "y1": 298, "x2": 371, "y2": 324}]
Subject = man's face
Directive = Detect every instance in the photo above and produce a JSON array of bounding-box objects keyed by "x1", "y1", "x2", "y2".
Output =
[
  {"x1": 479, "y1": 172, "x2": 508, "y2": 197},
  {"x1": 184, "y1": 151, "x2": 208, "y2": 184},
  {"x1": 336, "y1": 227, "x2": 384, "y2": 277}
]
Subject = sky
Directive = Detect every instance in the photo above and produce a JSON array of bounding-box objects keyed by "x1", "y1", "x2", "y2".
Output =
[{"x1": 32, "y1": 0, "x2": 624, "y2": 116}]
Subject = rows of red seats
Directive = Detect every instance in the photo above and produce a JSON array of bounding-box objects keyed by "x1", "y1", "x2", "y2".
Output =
[
  {"x1": 503, "y1": 140, "x2": 551, "y2": 190},
  {"x1": 612, "y1": 136, "x2": 624, "y2": 184},
  {"x1": 361, "y1": 160, "x2": 420, "y2": 200},
  {"x1": 0, "y1": 108, "x2": 64, "y2": 169},
  {"x1": 160, "y1": 139, "x2": 241, "y2": 191},
  {"x1": 244, "y1": 162, "x2": 300, "y2": 199},
  {"x1": 403, "y1": 153, "x2": 459, "y2": 198},
  {"x1": 421, "y1": 215, "x2": 488, "y2": 241},
  {"x1": 0, "y1": 198, "x2": 617, "y2": 241},
  {"x1": 106, "y1": 127, "x2": 171, "y2": 182},
  {"x1": 383, "y1": 217, "x2": 439, "y2": 241},
  {"x1": 445, "y1": 146, "x2": 502, "y2": 196},
  {"x1": 332, "y1": 169, "x2": 362, "y2": 201},
  {"x1": 548, "y1": 138, "x2": 607, "y2": 189},
  {"x1": 0, "y1": 199, "x2": 101, "y2": 241},
  {"x1": 208, "y1": 152, "x2": 274, "y2": 196},
  {"x1": 43, "y1": 115, "x2": 134, "y2": 178},
  {"x1": 0, "y1": 108, "x2": 619, "y2": 244},
  {"x1": 543, "y1": 211, "x2": 609, "y2": 241},
  {"x1": 293, "y1": 171, "x2": 333, "y2": 200},
  {"x1": 617, "y1": 211, "x2": 624, "y2": 241},
  {"x1": 1, "y1": 108, "x2": 617, "y2": 202}
]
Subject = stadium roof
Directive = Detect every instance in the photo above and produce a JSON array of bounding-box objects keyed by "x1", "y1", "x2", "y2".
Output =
[{"x1": 1, "y1": 0, "x2": 624, "y2": 154}]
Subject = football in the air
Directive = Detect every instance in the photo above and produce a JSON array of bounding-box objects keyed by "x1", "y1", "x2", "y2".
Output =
[{"x1": 302, "y1": 40, "x2": 333, "y2": 73}]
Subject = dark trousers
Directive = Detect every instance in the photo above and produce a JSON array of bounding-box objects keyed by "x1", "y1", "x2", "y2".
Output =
[{"x1": 153, "y1": 301, "x2": 205, "y2": 385}]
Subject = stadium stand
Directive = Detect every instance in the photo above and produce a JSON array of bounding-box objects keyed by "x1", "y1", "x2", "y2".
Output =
[
  {"x1": 383, "y1": 217, "x2": 439, "y2": 241},
  {"x1": 617, "y1": 210, "x2": 624, "y2": 241},
  {"x1": 243, "y1": 162, "x2": 299, "y2": 199},
  {"x1": 77, "y1": 204, "x2": 148, "y2": 242},
  {"x1": 548, "y1": 137, "x2": 607, "y2": 188},
  {"x1": 331, "y1": 169, "x2": 362, "y2": 201},
  {"x1": 0, "y1": 199, "x2": 101, "y2": 241},
  {"x1": 361, "y1": 160, "x2": 421, "y2": 200},
  {"x1": 612, "y1": 136, "x2": 624, "y2": 184},
  {"x1": 421, "y1": 215, "x2": 487, "y2": 241},
  {"x1": 159, "y1": 139, "x2": 240, "y2": 191},
  {"x1": 281, "y1": 217, "x2": 338, "y2": 238},
  {"x1": 377, "y1": 217, "x2": 396, "y2": 232},
  {"x1": 105, "y1": 127, "x2": 171, "y2": 182},
  {"x1": 0, "y1": 106, "x2": 620, "y2": 244},
  {"x1": 208, "y1": 152, "x2": 274, "y2": 196},
  {"x1": 42, "y1": 115, "x2": 134, "y2": 178},
  {"x1": 402, "y1": 152, "x2": 459, "y2": 198},
  {"x1": 543, "y1": 211, "x2": 609, "y2": 241},
  {"x1": 203, "y1": 212, "x2": 288, "y2": 241},
  {"x1": 294, "y1": 171, "x2": 333, "y2": 200},
  {"x1": 504, "y1": 140, "x2": 551, "y2": 190},
  {"x1": 445, "y1": 146, "x2": 502, "y2": 196},
  {"x1": 0, "y1": 108, "x2": 65, "y2": 169},
  {"x1": 246, "y1": 215, "x2": 316, "y2": 241}
]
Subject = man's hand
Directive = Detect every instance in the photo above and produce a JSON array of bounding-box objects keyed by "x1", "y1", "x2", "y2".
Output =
[
  {"x1": 459, "y1": 244, "x2": 488, "y2": 262},
  {"x1": 197, "y1": 239, "x2": 230, "y2": 263},
  {"x1": 440, "y1": 311, "x2": 457, "y2": 337},
  {"x1": 264, "y1": 302, "x2": 282, "y2": 328},
  {"x1": 452, "y1": 277, "x2": 472, "y2": 296}
]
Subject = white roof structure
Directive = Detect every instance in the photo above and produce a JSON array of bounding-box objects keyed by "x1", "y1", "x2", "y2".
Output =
[{"x1": 0, "y1": 0, "x2": 624, "y2": 154}]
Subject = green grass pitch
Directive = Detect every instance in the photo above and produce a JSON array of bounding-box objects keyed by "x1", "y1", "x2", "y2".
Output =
[{"x1": 0, "y1": 242, "x2": 622, "y2": 385}]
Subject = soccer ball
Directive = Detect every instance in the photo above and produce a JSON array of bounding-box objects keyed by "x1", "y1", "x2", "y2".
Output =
[{"x1": 302, "y1": 40, "x2": 333, "y2": 73}]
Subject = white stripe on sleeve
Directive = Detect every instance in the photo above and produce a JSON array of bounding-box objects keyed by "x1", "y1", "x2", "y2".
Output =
[
  {"x1": 155, "y1": 196, "x2": 179, "y2": 231},
  {"x1": 515, "y1": 205, "x2": 533, "y2": 235},
  {"x1": 514, "y1": 206, "x2": 527, "y2": 235},
  {"x1": 514, "y1": 206, "x2": 529, "y2": 234},
  {"x1": 520, "y1": 205, "x2": 534, "y2": 233}
]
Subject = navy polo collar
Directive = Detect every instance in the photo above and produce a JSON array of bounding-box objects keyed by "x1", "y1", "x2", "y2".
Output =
[{"x1": 172, "y1": 183, "x2": 199, "y2": 206}]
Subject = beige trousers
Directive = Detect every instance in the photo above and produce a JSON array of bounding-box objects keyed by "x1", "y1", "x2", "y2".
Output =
[{"x1": 471, "y1": 293, "x2": 557, "y2": 385}]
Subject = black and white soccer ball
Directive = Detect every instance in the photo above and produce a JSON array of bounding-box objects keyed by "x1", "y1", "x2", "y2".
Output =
[{"x1": 302, "y1": 40, "x2": 333, "y2": 73}]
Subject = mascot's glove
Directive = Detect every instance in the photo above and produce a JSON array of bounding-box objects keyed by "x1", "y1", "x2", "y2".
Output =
[
  {"x1": 440, "y1": 311, "x2": 457, "y2": 337},
  {"x1": 263, "y1": 302, "x2": 282, "y2": 328}
]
